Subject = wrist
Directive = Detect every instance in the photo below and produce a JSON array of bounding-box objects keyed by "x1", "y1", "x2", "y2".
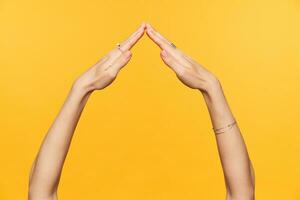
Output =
[
  {"x1": 200, "y1": 77, "x2": 230, "y2": 114},
  {"x1": 200, "y1": 76, "x2": 223, "y2": 99},
  {"x1": 200, "y1": 78, "x2": 235, "y2": 127},
  {"x1": 70, "y1": 79, "x2": 93, "y2": 101},
  {"x1": 72, "y1": 76, "x2": 95, "y2": 93}
]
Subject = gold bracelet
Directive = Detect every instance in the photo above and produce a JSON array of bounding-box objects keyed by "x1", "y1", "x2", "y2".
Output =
[{"x1": 213, "y1": 120, "x2": 237, "y2": 134}]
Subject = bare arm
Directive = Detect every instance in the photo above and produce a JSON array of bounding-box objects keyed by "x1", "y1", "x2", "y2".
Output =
[
  {"x1": 202, "y1": 82, "x2": 255, "y2": 200},
  {"x1": 146, "y1": 23, "x2": 255, "y2": 199},
  {"x1": 28, "y1": 85, "x2": 91, "y2": 200},
  {"x1": 28, "y1": 24, "x2": 146, "y2": 200}
]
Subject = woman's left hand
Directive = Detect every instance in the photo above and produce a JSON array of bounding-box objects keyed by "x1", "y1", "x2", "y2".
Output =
[{"x1": 146, "y1": 23, "x2": 220, "y2": 94}]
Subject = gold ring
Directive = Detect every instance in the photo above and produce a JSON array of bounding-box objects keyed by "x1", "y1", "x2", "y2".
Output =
[{"x1": 116, "y1": 43, "x2": 123, "y2": 53}]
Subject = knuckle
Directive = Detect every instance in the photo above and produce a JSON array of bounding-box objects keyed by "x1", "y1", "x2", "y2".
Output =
[
  {"x1": 177, "y1": 68, "x2": 186, "y2": 77},
  {"x1": 105, "y1": 70, "x2": 117, "y2": 78},
  {"x1": 120, "y1": 56, "x2": 127, "y2": 63},
  {"x1": 123, "y1": 51, "x2": 132, "y2": 58}
]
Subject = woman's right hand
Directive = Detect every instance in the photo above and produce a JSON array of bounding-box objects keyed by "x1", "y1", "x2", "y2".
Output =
[{"x1": 73, "y1": 23, "x2": 146, "y2": 93}]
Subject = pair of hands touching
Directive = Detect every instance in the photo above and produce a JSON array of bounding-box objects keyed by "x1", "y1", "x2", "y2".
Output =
[
  {"x1": 29, "y1": 23, "x2": 255, "y2": 200},
  {"x1": 73, "y1": 23, "x2": 221, "y2": 95}
]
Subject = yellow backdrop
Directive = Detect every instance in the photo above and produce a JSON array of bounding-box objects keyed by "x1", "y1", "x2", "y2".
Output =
[{"x1": 1, "y1": 0, "x2": 299, "y2": 199}]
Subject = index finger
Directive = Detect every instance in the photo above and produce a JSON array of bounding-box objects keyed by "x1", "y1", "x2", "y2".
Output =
[
  {"x1": 119, "y1": 23, "x2": 146, "y2": 51},
  {"x1": 146, "y1": 23, "x2": 185, "y2": 62},
  {"x1": 146, "y1": 23, "x2": 173, "y2": 50}
]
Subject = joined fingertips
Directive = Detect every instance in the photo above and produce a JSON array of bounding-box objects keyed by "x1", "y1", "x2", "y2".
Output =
[
  {"x1": 146, "y1": 23, "x2": 155, "y2": 32},
  {"x1": 145, "y1": 23, "x2": 151, "y2": 30},
  {"x1": 140, "y1": 22, "x2": 146, "y2": 30}
]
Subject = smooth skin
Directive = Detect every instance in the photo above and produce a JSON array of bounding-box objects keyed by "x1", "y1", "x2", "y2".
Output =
[
  {"x1": 146, "y1": 24, "x2": 255, "y2": 200},
  {"x1": 28, "y1": 23, "x2": 255, "y2": 200}
]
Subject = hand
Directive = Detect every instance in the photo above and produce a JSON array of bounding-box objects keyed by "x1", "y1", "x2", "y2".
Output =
[
  {"x1": 146, "y1": 23, "x2": 220, "y2": 93},
  {"x1": 73, "y1": 23, "x2": 146, "y2": 93}
]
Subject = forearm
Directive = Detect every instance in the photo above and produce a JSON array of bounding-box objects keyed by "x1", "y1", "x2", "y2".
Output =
[
  {"x1": 144, "y1": 24, "x2": 255, "y2": 199},
  {"x1": 28, "y1": 24, "x2": 144, "y2": 199},
  {"x1": 202, "y1": 80, "x2": 254, "y2": 199},
  {"x1": 29, "y1": 84, "x2": 91, "y2": 198}
]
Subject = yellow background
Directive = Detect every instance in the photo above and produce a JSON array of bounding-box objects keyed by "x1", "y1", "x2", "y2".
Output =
[{"x1": 1, "y1": 0, "x2": 299, "y2": 199}]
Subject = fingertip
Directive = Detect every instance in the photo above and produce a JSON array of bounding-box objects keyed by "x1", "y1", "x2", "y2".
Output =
[
  {"x1": 146, "y1": 23, "x2": 152, "y2": 30},
  {"x1": 141, "y1": 22, "x2": 146, "y2": 28},
  {"x1": 140, "y1": 23, "x2": 145, "y2": 30},
  {"x1": 140, "y1": 25, "x2": 146, "y2": 34},
  {"x1": 139, "y1": 25, "x2": 146, "y2": 35},
  {"x1": 134, "y1": 23, "x2": 145, "y2": 35}
]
